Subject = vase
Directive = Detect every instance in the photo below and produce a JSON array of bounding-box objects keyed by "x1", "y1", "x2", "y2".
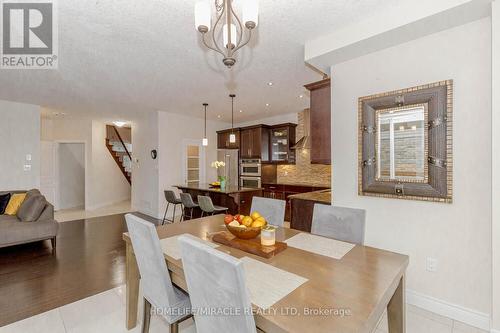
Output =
[{"x1": 220, "y1": 178, "x2": 226, "y2": 190}]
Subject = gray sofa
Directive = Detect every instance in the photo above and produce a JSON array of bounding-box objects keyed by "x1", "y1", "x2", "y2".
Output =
[{"x1": 0, "y1": 190, "x2": 59, "y2": 251}]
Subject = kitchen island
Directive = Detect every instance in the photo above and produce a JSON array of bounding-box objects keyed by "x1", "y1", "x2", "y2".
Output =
[
  {"x1": 175, "y1": 183, "x2": 262, "y2": 216},
  {"x1": 289, "y1": 189, "x2": 332, "y2": 232}
]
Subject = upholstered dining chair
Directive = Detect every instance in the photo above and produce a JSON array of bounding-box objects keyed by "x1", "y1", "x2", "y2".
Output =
[
  {"x1": 250, "y1": 196, "x2": 286, "y2": 227},
  {"x1": 125, "y1": 214, "x2": 192, "y2": 333},
  {"x1": 180, "y1": 193, "x2": 199, "y2": 221},
  {"x1": 163, "y1": 190, "x2": 183, "y2": 225},
  {"x1": 197, "y1": 195, "x2": 228, "y2": 217},
  {"x1": 311, "y1": 204, "x2": 366, "y2": 245},
  {"x1": 178, "y1": 234, "x2": 257, "y2": 333}
]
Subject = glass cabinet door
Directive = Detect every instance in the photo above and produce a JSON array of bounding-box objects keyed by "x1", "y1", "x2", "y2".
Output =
[{"x1": 271, "y1": 127, "x2": 289, "y2": 162}]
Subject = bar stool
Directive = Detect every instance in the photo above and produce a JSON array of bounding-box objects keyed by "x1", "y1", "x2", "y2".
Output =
[
  {"x1": 197, "y1": 195, "x2": 228, "y2": 217},
  {"x1": 180, "y1": 193, "x2": 199, "y2": 221},
  {"x1": 162, "y1": 190, "x2": 183, "y2": 225}
]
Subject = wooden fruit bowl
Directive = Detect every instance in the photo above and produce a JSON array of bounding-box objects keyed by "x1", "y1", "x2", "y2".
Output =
[{"x1": 226, "y1": 224, "x2": 262, "y2": 240}]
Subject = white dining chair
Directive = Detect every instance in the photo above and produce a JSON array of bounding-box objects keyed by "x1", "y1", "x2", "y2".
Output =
[
  {"x1": 178, "y1": 234, "x2": 257, "y2": 333},
  {"x1": 125, "y1": 214, "x2": 192, "y2": 333},
  {"x1": 250, "y1": 196, "x2": 286, "y2": 227},
  {"x1": 311, "y1": 204, "x2": 366, "y2": 245}
]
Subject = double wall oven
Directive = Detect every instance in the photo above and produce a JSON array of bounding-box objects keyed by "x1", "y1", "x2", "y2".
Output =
[{"x1": 240, "y1": 159, "x2": 261, "y2": 188}]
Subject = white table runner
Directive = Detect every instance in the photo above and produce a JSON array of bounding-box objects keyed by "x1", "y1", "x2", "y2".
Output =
[
  {"x1": 284, "y1": 233, "x2": 355, "y2": 260},
  {"x1": 160, "y1": 235, "x2": 219, "y2": 260},
  {"x1": 241, "y1": 257, "x2": 308, "y2": 310}
]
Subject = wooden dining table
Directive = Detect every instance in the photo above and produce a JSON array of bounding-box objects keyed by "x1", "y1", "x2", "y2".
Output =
[{"x1": 123, "y1": 215, "x2": 409, "y2": 333}]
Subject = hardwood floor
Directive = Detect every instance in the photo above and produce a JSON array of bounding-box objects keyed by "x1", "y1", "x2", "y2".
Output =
[{"x1": 0, "y1": 212, "x2": 158, "y2": 327}]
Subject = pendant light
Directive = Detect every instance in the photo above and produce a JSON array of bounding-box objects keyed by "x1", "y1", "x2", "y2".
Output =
[
  {"x1": 202, "y1": 103, "x2": 208, "y2": 146},
  {"x1": 229, "y1": 94, "x2": 236, "y2": 143}
]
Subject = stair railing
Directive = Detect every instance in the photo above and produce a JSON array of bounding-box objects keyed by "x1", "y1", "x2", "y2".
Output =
[{"x1": 112, "y1": 126, "x2": 132, "y2": 160}]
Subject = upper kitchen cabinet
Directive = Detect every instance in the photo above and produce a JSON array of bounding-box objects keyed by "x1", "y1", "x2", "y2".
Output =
[
  {"x1": 240, "y1": 125, "x2": 270, "y2": 161},
  {"x1": 217, "y1": 129, "x2": 240, "y2": 149},
  {"x1": 270, "y1": 123, "x2": 296, "y2": 164},
  {"x1": 305, "y1": 78, "x2": 331, "y2": 164}
]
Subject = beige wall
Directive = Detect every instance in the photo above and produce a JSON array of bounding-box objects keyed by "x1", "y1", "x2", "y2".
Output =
[
  {"x1": 331, "y1": 17, "x2": 491, "y2": 322},
  {"x1": 492, "y1": 1, "x2": 500, "y2": 331},
  {"x1": 0, "y1": 100, "x2": 41, "y2": 190}
]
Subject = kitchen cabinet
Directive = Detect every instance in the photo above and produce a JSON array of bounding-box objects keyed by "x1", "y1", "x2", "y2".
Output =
[
  {"x1": 217, "y1": 129, "x2": 240, "y2": 149},
  {"x1": 240, "y1": 125, "x2": 270, "y2": 161},
  {"x1": 270, "y1": 124, "x2": 296, "y2": 164},
  {"x1": 305, "y1": 78, "x2": 331, "y2": 164},
  {"x1": 261, "y1": 183, "x2": 330, "y2": 222}
]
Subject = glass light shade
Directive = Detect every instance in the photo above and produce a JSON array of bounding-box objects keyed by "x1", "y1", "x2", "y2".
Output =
[
  {"x1": 223, "y1": 23, "x2": 237, "y2": 48},
  {"x1": 229, "y1": 133, "x2": 236, "y2": 143},
  {"x1": 202, "y1": 138, "x2": 208, "y2": 146},
  {"x1": 243, "y1": 0, "x2": 259, "y2": 27},
  {"x1": 195, "y1": 2, "x2": 211, "y2": 31}
]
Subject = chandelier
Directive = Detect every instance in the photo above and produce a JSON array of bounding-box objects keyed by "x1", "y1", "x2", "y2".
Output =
[{"x1": 195, "y1": 0, "x2": 259, "y2": 68}]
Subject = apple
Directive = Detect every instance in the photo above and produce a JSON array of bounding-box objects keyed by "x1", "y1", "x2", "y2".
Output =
[
  {"x1": 234, "y1": 214, "x2": 243, "y2": 224},
  {"x1": 224, "y1": 214, "x2": 234, "y2": 225}
]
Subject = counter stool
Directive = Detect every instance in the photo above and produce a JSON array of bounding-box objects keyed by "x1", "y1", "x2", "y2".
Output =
[
  {"x1": 197, "y1": 195, "x2": 228, "y2": 217},
  {"x1": 180, "y1": 193, "x2": 199, "y2": 221},
  {"x1": 163, "y1": 190, "x2": 183, "y2": 225}
]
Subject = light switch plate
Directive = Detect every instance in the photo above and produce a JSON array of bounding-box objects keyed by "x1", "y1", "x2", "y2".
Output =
[
  {"x1": 26, "y1": 154, "x2": 32, "y2": 161},
  {"x1": 23, "y1": 164, "x2": 32, "y2": 171}
]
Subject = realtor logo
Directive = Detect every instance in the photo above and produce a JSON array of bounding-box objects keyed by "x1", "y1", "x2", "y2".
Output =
[{"x1": 1, "y1": 0, "x2": 58, "y2": 69}]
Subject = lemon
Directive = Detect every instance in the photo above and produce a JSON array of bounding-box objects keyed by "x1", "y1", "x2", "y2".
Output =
[{"x1": 250, "y1": 211, "x2": 261, "y2": 220}]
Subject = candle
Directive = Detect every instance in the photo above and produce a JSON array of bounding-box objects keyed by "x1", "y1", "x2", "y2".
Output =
[{"x1": 261, "y1": 226, "x2": 276, "y2": 246}]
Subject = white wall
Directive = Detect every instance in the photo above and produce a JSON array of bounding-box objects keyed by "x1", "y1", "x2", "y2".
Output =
[
  {"x1": 58, "y1": 143, "x2": 85, "y2": 209},
  {"x1": 41, "y1": 115, "x2": 131, "y2": 210},
  {"x1": 235, "y1": 112, "x2": 298, "y2": 128},
  {"x1": 157, "y1": 111, "x2": 229, "y2": 219},
  {"x1": 331, "y1": 17, "x2": 491, "y2": 322},
  {"x1": 492, "y1": 1, "x2": 500, "y2": 331},
  {"x1": 0, "y1": 100, "x2": 41, "y2": 190},
  {"x1": 131, "y1": 111, "x2": 159, "y2": 218}
]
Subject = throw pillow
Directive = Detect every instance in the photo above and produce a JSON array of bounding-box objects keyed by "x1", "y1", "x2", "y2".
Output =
[
  {"x1": 17, "y1": 194, "x2": 46, "y2": 222},
  {"x1": 0, "y1": 193, "x2": 11, "y2": 214},
  {"x1": 4, "y1": 193, "x2": 27, "y2": 215}
]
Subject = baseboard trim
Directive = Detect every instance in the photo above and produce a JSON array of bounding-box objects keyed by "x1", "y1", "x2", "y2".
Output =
[{"x1": 406, "y1": 289, "x2": 490, "y2": 331}]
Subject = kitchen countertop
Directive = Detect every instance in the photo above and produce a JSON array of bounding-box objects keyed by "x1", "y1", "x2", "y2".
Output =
[
  {"x1": 288, "y1": 189, "x2": 332, "y2": 204},
  {"x1": 175, "y1": 183, "x2": 262, "y2": 194},
  {"x1": 262, "y1": 181, "x2": 331, "y2": 188}
]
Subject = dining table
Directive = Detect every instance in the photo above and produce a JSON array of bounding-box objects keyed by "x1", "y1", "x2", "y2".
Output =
[{"x1": 122, "y1": 214, "x2": 409, "y2": 333}]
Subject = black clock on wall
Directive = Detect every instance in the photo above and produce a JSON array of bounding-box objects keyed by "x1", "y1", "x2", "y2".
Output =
[{"x1": 151, "y1": 149, "x2": 157, "y2": 159}]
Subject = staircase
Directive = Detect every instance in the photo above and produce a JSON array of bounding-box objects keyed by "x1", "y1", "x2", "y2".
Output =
[{"x1": 105, "y1": 125, "x2": 132, "y2": 185}]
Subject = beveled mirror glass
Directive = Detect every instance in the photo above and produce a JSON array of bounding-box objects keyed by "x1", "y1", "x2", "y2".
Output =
[{"x1": 376, "y1": 104, "x2": 427, "y2": 183}]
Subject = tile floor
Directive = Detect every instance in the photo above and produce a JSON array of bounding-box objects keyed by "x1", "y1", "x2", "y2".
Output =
[
  {"x1": 55, "y1": 201, "x2": 132, "y2": 222},
  {"x1": 0, "y1": 284, "x2": 488, "y2": 333}
]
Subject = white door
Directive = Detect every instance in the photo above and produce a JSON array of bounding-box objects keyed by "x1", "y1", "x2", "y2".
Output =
[
  {"x1": 182, "y1": 140, "x2": 206, "y2": 184},
  {"x1": 40, "y1": 141, "x2": 56, "y2": 205}
]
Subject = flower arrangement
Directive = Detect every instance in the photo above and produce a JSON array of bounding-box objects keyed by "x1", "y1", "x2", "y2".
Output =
[{"x1": 211, "y1": 161, "x2": 226, "y2": 169}]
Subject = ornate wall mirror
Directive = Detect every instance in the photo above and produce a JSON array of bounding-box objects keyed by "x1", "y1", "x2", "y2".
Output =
[{"x1": 358, "y1": 80, "x2": 453, "y2": 202}]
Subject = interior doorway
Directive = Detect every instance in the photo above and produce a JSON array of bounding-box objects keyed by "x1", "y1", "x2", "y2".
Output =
[{"x1": 56, "y1": 143, "x2": 85, "y2": 210}]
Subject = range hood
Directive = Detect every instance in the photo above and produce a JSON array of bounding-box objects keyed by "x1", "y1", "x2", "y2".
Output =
[{"x1": 292, "y1": 109, "x2": 311, "y2": 150}]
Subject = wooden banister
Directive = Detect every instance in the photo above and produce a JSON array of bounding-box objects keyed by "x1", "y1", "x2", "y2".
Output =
[{"x1": 112, "y1": 126, "x2": 132, "y2": 160}]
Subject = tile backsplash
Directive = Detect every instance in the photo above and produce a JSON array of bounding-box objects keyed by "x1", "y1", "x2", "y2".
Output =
[{"x1": 277, "y1": 110, "x2": 331, "y2": 187}]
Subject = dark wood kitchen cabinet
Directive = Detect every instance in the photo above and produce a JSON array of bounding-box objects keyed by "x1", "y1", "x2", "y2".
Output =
[
  {"x1": 305, "y1": 78, "x2": 331, "y2": 164},
  {"x1": 240, "y1": 125, "x2": 270, "y2": 161},
  {"x1": 217, "y1": 129, "x2": 240, "y2": 149},
  {"x1": 270, "y1": 124, "x2": 296, "y2": 164}
]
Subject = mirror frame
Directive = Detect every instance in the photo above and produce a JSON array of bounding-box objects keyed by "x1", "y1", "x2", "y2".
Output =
[{"x1": 358, "y1": 80, "x2": 453, "y2": 203}]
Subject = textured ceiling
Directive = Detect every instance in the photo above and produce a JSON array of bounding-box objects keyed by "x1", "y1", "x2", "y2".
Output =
[{"x1": 0, "y1": 0, "x2": 400, "y2": 122}]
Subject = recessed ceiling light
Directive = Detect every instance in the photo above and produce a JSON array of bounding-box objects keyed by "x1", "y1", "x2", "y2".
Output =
[
  {"x1": 267, "y1": 82, "x2": 273, "y2": 86},
  {"x1": 217, "y1": 115, "x2": 221, "y2": 118},
  {"x1": 239, "y1": 110, "x2": 243, "y2": 113},
  {"x1": 113, "y1": 121, "x2": 127, "y2": 127},
  {"x1": 265, "y1": 103, "x2": 270, "y2": 107},
  {"x1": 299, "y1": 95, "x2": 304, "y2": 98}
]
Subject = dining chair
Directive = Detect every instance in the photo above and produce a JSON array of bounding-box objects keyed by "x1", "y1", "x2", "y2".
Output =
[
  {"x1": 180, "y1": 193, "x2": 199, "y2": 221},
  {"x1": 125, "y1": 214, "x2": 192, "y2": 333},
  {"x1": 250, "y1": 196, "x2": 286, "y2": 227},
  {"x1": 163, "y1": 190, "x2": 183, "y2": 225},
  {"x1": 197, "y1": 195, "x2": 228, "y2": 217},
  {"x1": 178, "y1": 234, "x2": 257, "y2": 333},
  {"x1": 311, "y1": 204, "x2": 366, "y2": 245}
]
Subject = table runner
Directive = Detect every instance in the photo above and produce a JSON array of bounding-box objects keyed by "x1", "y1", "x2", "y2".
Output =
[{"x1": 160, "y1": 235, "x2": 219, "y2": 260}]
